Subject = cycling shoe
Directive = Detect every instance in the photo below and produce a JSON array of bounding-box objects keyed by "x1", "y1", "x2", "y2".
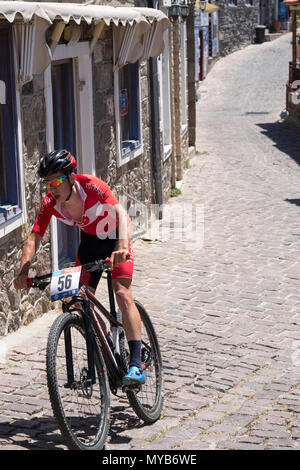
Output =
[{"x1": 122, "y1": 366, "x2": 146, "y2": 386}]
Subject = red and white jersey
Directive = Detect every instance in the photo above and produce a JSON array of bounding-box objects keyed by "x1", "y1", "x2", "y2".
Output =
[{"x1": 32, "y1": 174, "x2": 120, "y2": 238}]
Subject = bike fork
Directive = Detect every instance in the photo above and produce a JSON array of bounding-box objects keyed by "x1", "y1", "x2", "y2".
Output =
[
  {"x1": 64, "y1": 326, "x2": 75, "y2": 387},
  {"x1": 64, "y1": 314, "x2": 96, "y2": 389},
  {"x1": 83, "y1": 314, "x2": 96, "y2": 385}
]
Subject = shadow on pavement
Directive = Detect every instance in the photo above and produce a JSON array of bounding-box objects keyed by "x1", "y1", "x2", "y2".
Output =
[
  {"x1": 256, "y1": 118, "x2": 300, "y2": 168},
  {"x1": 0, "y1": 417, "x2": 64, "y2": 450},
  {"x1": 285, "y1": 199, "x2": 300, "y2": 207},
  {"x1": 0, "y1": 407, "x2": 141, "y2": 450}
]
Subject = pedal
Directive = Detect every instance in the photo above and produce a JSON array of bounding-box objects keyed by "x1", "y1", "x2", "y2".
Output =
[{"x1": 122, "y1": 383, "x2": 142, "y2": 393}]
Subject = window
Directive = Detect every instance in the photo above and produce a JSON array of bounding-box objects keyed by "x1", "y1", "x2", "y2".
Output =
[
  {"x1": 119, "y1": 62, "x2": 141, "y2": 157},
  {"x1": 159, "y1": 20, "x2": 172, "y2": 160},
  {"x1": 44, "y1": 41, "x2": 95, "y2": 270},
  {"x1": 0, "y1": 26, "x2": 22, "y2": 225},
  {"x1": 52, "y1": 61, "x2": 76, "y2": 155},
  {"x1": 51, "y1": 60, "x2": 79, "y2": 269},
  {"x1": 180, "y1": 21, "x2": 188, "y2": 132},
  {"x1": 115, "y1": 62, "x2": 142, "y2": 165}
]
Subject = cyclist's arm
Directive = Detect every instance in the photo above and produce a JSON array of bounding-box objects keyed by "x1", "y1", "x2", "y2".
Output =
[
  {"x1": 115, "y1": 203, "x2": 131, "y2": 250},
  {"x1": 97, "y1": 180, "x2": 130, "y2": 248},
  {"x1": 14, "y1": 232, "x2": 41, "y2": 289},
  {"x1": 110, "y1": 203, "x2": 132, "y2": 268}
]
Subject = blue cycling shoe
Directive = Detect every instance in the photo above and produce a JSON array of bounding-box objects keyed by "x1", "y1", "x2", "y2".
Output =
[{"x1": 122, "y1": 366, "x2": 146, "y2": 386}]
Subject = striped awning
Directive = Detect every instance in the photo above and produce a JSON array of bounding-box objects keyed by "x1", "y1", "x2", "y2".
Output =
[
  {"x1": 0, "y1": 1, "x2": 169, "y2": 84},
  {"x1": 0, "y1": 2, "x2": 168, "y2": 26}
]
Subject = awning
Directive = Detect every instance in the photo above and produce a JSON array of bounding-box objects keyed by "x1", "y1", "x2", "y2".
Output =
[
  {"x1": 284, "y1": 0, "x2": 300, "y2": 5},
  {"x1": 113, "y1": 7, "x2": 169, "y2": 70},
  {"x1": 194, "y1": 1, "x2": 219, "y2": 13},
  {"x1": 0, "y1": 2, "x2": 168, "y2": 26},
  {"x1": 284, "y1": 0, "x2": 300, "y2": 8},
  {"x1": 0, "y1": 1, "x2": 169, "y2": 85}
]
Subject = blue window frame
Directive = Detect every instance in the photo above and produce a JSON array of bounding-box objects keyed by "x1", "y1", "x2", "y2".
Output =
[
  {"x1": 0, "y1": 25, "x2": 21, "y2": 225},
  {"x1": 119, "y1": 62, "x2": 141, "y2": 157}
]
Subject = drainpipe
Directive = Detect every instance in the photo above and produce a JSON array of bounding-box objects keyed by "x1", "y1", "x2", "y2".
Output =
[
  {"x1": 292, "y1": 10, "x2": 297, "y2": 64},
  {"x1": 147, "y1": 0, "x2": 164, "y2": 217},
  {"x1": 187, "y1": 4, "x2": 196, "y2": 149}
]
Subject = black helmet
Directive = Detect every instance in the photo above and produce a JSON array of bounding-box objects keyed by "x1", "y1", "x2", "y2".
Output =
[{"x1": 38, "y1": 149, "x2": 77, "y2": 178}]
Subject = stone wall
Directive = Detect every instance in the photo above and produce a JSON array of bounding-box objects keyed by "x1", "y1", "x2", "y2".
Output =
[
  {"x1": 92, "y1": 28, "x2": 155, "y2": 216},
  {"x1": 0, "y1": 74, "x2": 52, "y2": 336},
  {"x1": 218, "y1": 1, "x2": 260, "y2": 57},
  {"x1": 91, "y1": 17, "x2": 174, "y2": 221},
  {"x1": 169, "y1": 19, "x2": 190, "y2": 186}
]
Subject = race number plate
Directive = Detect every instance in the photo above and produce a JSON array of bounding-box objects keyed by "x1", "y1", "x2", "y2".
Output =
[{"x1": 50, "y1": 266, "x2": 82, "y2": 301}]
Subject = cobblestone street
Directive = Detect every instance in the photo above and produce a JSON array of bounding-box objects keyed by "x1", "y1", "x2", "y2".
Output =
[{"x1": 2, "y1": 32, "x2": 300, "y2": 450}]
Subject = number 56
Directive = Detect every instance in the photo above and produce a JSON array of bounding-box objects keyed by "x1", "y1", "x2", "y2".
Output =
[{"x1": 57, "y1": 274, "x2": 72, "y2": 292}]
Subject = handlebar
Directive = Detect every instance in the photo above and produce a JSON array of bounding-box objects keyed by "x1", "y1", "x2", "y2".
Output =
[{"x1": 26, "y1": 255, "x2": 130, "y2": 289}]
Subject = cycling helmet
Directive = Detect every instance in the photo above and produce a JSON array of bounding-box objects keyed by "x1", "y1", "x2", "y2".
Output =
[{"x1": 38, "y1": 149, "x2": 77, "y2": 178}]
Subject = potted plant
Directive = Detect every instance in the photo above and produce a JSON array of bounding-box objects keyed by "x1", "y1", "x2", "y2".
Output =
[{"x1": 272, "y1": 20, "x2": 281, "y2": 32}]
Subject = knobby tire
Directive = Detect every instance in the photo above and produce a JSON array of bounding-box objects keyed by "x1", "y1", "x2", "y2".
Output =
[
  {"x1": 46, "y1": 312, "x2": 110, "y2": 450},
  {"x1": 120, "y1": 301, "x2": 164, "y2": 423}
]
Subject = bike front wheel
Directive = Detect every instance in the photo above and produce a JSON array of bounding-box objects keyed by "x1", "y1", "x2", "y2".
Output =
[
  {"x1": 121, "y1": 301, "x2": 164, "y2": 423},
  {"x1": 46, "y1": 312, "x2": 110, "y2": 450}
]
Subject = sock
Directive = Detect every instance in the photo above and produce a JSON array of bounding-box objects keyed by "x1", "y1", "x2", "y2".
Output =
[{"x1": 128, "y1": 340, "x2": 142, "y2": 369}]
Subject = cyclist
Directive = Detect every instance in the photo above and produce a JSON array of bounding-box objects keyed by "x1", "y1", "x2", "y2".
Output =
[{"x1": 13, "y1": 149, "x2": 145, "y2": 386}]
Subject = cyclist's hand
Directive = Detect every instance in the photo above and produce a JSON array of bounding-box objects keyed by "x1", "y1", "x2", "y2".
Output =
[
  {"x1": 13, "y1": 274, "x2": 29, "y2": 290},
  {"x1": 109, "y1": 249, "x2": 129, "y2": 269}
]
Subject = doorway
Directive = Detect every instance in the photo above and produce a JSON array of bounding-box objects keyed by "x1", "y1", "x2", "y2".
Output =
[{"x1": 51, "y1": 60, "x2": 79, "y2": 269}]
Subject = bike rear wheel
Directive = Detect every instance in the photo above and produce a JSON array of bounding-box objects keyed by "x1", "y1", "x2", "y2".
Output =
[
  {"x1": 121, "y1": 301, "x2": 164, "y2": 423},
  {"x1": 46, "y1": 312, "x2": 110, "y2": 450}
]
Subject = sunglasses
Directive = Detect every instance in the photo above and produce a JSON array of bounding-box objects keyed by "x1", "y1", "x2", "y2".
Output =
[{"x1": 42, "y1": 175, "x2": 68, "y2": 189}]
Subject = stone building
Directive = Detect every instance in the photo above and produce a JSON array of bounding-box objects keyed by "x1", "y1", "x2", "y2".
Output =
[
  {"x1": 0, "y1": 0, "x2": 194, "y2": 335},
  {"x1": 260, "y1": 0, "x2": 290, "y2": 30},
  {"x1": 217, "y1": 0, "x2": 260, "y2": 57}
]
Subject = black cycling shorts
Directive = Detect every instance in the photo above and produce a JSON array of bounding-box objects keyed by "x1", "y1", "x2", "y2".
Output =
[
  {"x1": 76, "y1": 231, "x2": 118, "y2": 289},
  {"x1": 75, "y1": 231, "x2": 134, "y2": 289}
]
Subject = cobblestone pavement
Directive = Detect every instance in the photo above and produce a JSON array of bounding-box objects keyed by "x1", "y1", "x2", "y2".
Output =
[{"x1": 2, "y1": 33, "x2": 300, "y2": 450}]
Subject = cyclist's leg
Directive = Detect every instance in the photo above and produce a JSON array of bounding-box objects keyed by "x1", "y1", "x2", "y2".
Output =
[
  {"x1": 112, "y1": 278, "x2": 141, "y2": 342},
  {"x1": 112, "y1": 276, "x2": 145, "y2": 385},
  {"x1": 111, "y1": 250, "x2": 141, "y2": 344}
]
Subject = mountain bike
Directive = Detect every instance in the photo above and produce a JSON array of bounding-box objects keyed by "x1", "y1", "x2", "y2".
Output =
[{"x1": 27, "y1": 257, "x2": 164, "y2": 450}]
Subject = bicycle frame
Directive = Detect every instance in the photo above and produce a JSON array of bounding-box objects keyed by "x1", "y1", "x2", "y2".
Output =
[{"x1": 62, "y1": 269, "x2": 125, "y2": 393}]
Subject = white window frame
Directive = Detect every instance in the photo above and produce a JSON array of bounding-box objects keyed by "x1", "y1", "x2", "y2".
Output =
[
  {"x1": 114, "y1": 63, "x2": 143, "y2": 167},
  {"x1": 180, "y1": 20, "x2": 188, "y2": 135},
  {"x1": 51, "y1": 42, "x2": 96, "y2": 176},
  {"x1": 158, "y1": 14, "x2": 172, "y2": 162},
  {"x1": 44, "y1": 41, "x2": 95, "y2": 270},
  {"x1": 0, "y1": 28, "x2": 26, "y2": 239}
]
